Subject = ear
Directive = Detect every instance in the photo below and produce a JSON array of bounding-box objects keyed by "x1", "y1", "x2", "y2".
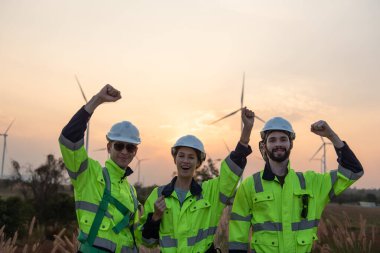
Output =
[
  {"x1": 107, "y1": 142, "x2": 112, "y2": 153},
  {"x1": 289, "y1": 140, "x2": 293, "y2": 150}
]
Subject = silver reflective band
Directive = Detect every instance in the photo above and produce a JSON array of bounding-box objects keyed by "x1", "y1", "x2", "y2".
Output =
[
  {"x1": 187, "y1": 226, "x2": 217, "y2": 246},
  {"x1": 253, "y1": 172, "x2": 263, "y2": 193},
  {"x1": 160, "y1": 236, "x2": 178, "y2": 247},
  {"x1": 81, "y1": 231, "x2": 117, "y2": 252},
  {"x1": 142, "y1": 236, "x2": 158, "y2": 246},
  {"x1": 67, "y1": 159, "x2": 88, "y2": 180},
  {"x1": 253, "y1": 221, "x2": 282, "y2": 232},
  {"x1": 230, "y1": 212, "x2": 252, "y2": 222},
  {"x1": 292, "y1": 219, "x2": 319, "y2": 231},
  {"x1": 121, "y1": 246, "x2": 138, "y2": 253},
  {"x1": 229, "y1": 241, "x2": 249, "y2": 250},
  {"x1": 338, "y1": 165, "x2": 364, "y2": 180},
  {"x1": 102, "y1": 167, "x2": 111, "y2": 191},
  {"x1": 225, "y1": 156, "x2": 243, "y2": 177},
  {"x1": 329, "y1": 170, "x2": 338, "y2": 200},
  {"x1": 219, "y1": 192, "x2": 230, "y2": 204},
  {"x1": 75, "y1": 201, "x2": 113, "y2": 219},
  {"x1": 296, "y1": 172, "x2": 306, "y2": 190},
  {"x1": 59, "y1": 134, "x2": 84, "y2": 151}
]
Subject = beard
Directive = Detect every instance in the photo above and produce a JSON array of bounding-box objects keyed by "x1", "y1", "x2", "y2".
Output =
[{"x1": 266, "y1": 146, "x2": 291, "y2": 162}]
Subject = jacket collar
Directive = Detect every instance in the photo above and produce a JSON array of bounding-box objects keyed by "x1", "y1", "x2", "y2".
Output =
[
  {"x1": 262, "y1": 161, "x2": 289, "y2": 181},
  {"x1": 161, "y1": 176, "x2": 202, "y2": 197},
  {"x1": 106, "y1": 159, "x2": 134, "y2": 181}
]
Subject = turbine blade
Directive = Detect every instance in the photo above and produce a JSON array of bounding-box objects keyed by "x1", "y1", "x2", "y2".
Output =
[
  {"x1": 4, "y1": 120, "x2": 15, "y2": 134},
  {"x1": 310, "y1": 144, "x2": 324, "y2": 161},
  {"x1": 320, "y1": 136, "x2": 325, "y2": 144},
  {"x1": 93, "y1": 148, "x2": 106, "y2": 152},
  {"x1": 210, "y1": 108, "x2": 241, "y2": 124},
  {"x1": 255, "y1": 115, "x2": 266, "y2": 123},
  {"x1": 75, "y1": 75, "x2": 88, "y2": 103},
  {"x1": 223, "y1": 139, "x2": 231, "y2": 153}
]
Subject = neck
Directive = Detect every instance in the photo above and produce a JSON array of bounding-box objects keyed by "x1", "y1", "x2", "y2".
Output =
[
  {"x1": 175, "y1": 176, "x2": 192, "y2": 190},
  {"x1": 268, "y1": 159, "x2": 288, "y2": 176}
]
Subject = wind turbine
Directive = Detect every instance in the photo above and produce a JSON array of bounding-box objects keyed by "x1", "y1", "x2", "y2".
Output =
[
  {"x1": 309, "y1": 137, "x2": 333, "y2": 173},
  {"x1": 310, "y1": 157, "x2": 324, "y2": 174},
  {"x1": 135, "y1": 156, "x2": 149, "y2": 186},
  {"x1": 211, "y1": 73, "x2": 265, "y2": 131},
  {"x1": 75, "y1": 75, "x2": 90, "y2": 151},
  {"x1": 1, "y1": 120, "x2": 14, "y2": 178}
]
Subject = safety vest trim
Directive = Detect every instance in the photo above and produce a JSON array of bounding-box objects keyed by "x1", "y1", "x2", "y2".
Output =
[
  {"x1": 75, "y1": 201, "x2": 113, "y2": 219},
  {"x1": 219, "y1": 192, "x2": 229, "y2": 204},
  {"x1": 142, "y1": 236, "x2": 158, "y2": 246},
  {"x1": 229, "y1": 241, "x2": 249, "y2": 251},
  {"x1": 291, "y1": 219, "x2": 319, "y2": 231},
  {"x1": 59, "y1": 134, "x2": 84, "y2": 151},
  {"x1": 225, "y1": 156, "x2": 243, "y2": 177},
  {"x1": 67, "y1": 159, "x2": 88, "y2": 180},
  {"x1": 230, "y1": 212, "x2": 252, "y2": 222},
  {"x1": 329, "y1": 170, "x2": 338, "y2": 200},
  {"x1": 296, "y1": 172, "x2": 306, "y2": 189},
  {"x1": 253, "y1": 221, "x2": 283, "y2": 232},
  {"x1": 120, "y1": 246, "x2": 138, "y2": 253},
  {"x1": 80, "y1": 231, "x2": 117, "y2": 252},
  {"x1": 253, "y1": 172, "x2": 263, "y2": 193},
  {"x1": 160, "y1": 235, "x2": 178, "y2": 248},
  {"x1": 338, "y1": 165, "x2": 363, "y2": 180},
  {"x1": 187, "y1": 226, "x2": 217, "y2": 246}
]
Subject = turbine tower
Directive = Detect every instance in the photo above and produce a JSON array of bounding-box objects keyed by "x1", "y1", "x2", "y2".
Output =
[
  {"x1": 211, "y1": 73, "x2": 265, "y2": 132},
  {"x1": 75, "y1": 75, "x2": 90, "y2": 151},
  {"x1": 309, "y1": 136, "x2": 332, "y2": 173},
  {"x1": 1, "y1": 120, "x2": 14, "y2": 178},
  {"x1": 135, "y1": 156, "x2": 149, "y2": 186}
]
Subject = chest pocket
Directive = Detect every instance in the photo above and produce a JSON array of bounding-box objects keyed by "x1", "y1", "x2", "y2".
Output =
[
  {"x1": 251, "y1": 192, "x2": 275, "y2": 221},
  {"x1": 190, "y1": 199, "x2": 211, "y2": 212}
]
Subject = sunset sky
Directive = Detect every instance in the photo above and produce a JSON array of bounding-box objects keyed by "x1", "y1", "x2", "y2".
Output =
[{"x1": 0, "y1": 0, "x2": 379, "y2": 188}]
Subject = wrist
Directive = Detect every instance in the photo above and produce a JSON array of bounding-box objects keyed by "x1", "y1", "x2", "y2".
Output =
[{"x1": 152, "y1": 213, "x2": 161, "y2": 222}]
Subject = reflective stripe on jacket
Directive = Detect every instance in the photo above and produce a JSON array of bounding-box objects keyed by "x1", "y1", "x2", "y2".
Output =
[
  {"x1": 59, "y1": 134, "x2": 140, "y2": 253},
  {"x1": 229, "y1": 162, "x2": 363, "y2": 253},
  {"x1": 140, "y1": 155, "x2": 244, "y2": 253}
]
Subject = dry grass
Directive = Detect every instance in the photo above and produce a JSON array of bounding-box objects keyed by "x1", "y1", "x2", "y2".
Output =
[
  {"x1": 314, "y1": 207, "x2": 378, "y2": 253},
  {"x1": 1, "y1": 204, "x2": 379, "y2": 253}
]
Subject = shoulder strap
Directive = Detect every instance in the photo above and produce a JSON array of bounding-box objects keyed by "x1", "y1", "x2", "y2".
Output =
[{"x1": 86, "y1": 168, "x2": 112, "y2": 245}]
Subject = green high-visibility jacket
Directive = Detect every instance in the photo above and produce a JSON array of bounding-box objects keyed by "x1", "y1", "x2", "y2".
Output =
[
  {"x1": 59, "y1": 134, "x2": 140, "y2": 253},
  {"x1": 140, "y1": 156, "x2": 244, "y2": 253},
  {"x1": 229, "y1": 146, "x2": 363, "y2": 253}
]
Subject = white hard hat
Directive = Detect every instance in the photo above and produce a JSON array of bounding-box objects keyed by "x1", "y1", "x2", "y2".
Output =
[
  {"x1": 106, "y1": 121, "x2": 141, "y2": 144},
  {"x1": 260, "y1": 117, "x2": 295, "y2": 140},
  {"x1": 171, "y1": 135, "x2": 206, "y2": 161}
]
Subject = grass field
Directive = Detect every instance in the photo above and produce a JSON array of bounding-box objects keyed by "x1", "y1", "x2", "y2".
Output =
[{"x1": 2, "y1": 203, "x2": 379, "y2": 253}]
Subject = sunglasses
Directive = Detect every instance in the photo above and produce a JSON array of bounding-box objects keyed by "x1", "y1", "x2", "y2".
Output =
[
  {"x1": 113, "y1": 142, "x2": 138, "y2": 153},
  {"x1": 301, "y1": 194, "x2": 309, "y2": 219}
]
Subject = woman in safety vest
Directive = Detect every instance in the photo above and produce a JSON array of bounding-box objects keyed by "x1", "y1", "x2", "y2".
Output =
[
  {"x1": 140, "y1": 107, "x2": 255, "y2": 252},
  {"x1": 59, "y1": 84, "x2": 140, "y2": 253}
]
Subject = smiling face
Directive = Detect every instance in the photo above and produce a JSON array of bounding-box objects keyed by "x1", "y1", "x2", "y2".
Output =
[
  {"x1": 264, "y1": 131, "x2": 292, "y2": 163},
  {"x1": 174, "y1": 146, "x2": 200, "y2": 180},
  {"x1": 107, "y1": 141, "x2": 137, "y2": 169}
]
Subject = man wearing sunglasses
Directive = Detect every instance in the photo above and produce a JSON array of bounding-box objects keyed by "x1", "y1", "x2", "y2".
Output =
[
  {"x1": 59, "y1": 84, "x2": 140, "y2": 253},
  {"x1": 229, "y1": 117, "x2": 363, "y2": 253}
]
